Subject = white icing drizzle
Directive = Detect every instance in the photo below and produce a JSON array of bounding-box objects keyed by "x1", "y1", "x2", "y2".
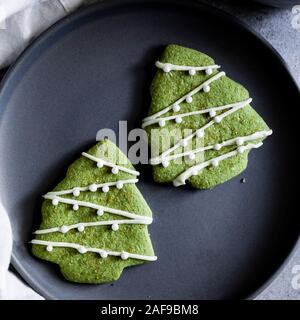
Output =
[
  {"x1": 173, "y1": 142, "x2": 264, "y2": 187},
  {"x1": 33, "y1": 150, "x2": 155, "y2": 260},
  {"x1": 151, "y1": 130, "x2": 272, "y2": 165},
  {"x1": 146, "y1": 59, "x2": 272, "y2": 189},
  {"x1": 143, "y1": 98, "x2": 251, "y2": 129},
  {"x1": 155, "y1": 61, "x2": 220, "y2": 74},
  {"x1": 82, "y1": 152, "x2": 140, "y2": 176},
  {"x1": 142, "y1": 71, "x2": 226, "y2": 126},
  {"x1": 149, "y1": 98, "x2": 252, "y2": 165},
  {"x1": 46, "y1": 179, "x2": 138, "y2": 197},
  {"x1": 34, "y1": 218, "x2": 151, "y2": 235},
  {"x1": 30, "y1": 240, "x2": 157, "y2": 261},
  {"x1": 43, "y1": 194, "x2": 153, "y2": 222}
]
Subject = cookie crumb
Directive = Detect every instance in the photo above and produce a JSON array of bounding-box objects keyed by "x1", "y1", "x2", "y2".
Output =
[{"x1": 241, "y1": 178, "x2": 247, "y2": 184}]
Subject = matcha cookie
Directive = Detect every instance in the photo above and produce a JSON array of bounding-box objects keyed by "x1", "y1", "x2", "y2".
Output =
[
  {"x1": 31, "y1": 140, "x2": 157, "y2": 284},
  {"x1": 142, "y1": 44, "x2": 272, "y2": 189}
]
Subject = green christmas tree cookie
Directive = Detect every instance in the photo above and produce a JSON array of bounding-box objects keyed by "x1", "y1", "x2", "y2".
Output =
[
  {"x1": 142, "y1": 44, "x2": 272, "y2": 189},
  {"x1": 31, "y1": 140, "x2": 157, "y2": 284}
]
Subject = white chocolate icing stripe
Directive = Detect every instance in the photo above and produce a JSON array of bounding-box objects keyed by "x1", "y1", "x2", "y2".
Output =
[
  {"x1": 155, "y1": 61, "x2": 220, "y2": 74},
  {"x1": 143, "y1": 99, "x2": 252, "y2": 128},
  {"x1": 46, "y1": 179, "x2": 138, "y2": 197},
  {"x1": 30, "y1": 240, "x2": 157, "y2": 261},
  {"x1": 149, "y1": 98, "x2": 252, "y2": 165},
  {"x1": 173, "y1": 142, "x2": 263, "y2": 187},
  {"x1": 34, "y1": 218, "x2": 151, "y2": 235},
  {"x1": 142, "y1": 71, "x2": 226, "y2": 124},
  {"x1": 43, "y1": 194, "x2": 153, "y2": 222},
  {"x1": 82, "y1": 152, "x2": 140, "y2": 176},
  {"x1": 151, "y1": 130, "x2": 272, "y2": 165}
]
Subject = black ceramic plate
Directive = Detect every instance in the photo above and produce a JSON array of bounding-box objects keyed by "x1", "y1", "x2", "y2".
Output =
[{"x1": 0, "y1": 0, "x2": 299, "y2": 300}]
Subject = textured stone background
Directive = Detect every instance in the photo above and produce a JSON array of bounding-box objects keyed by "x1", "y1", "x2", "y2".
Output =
[
  {"x1": 0, "y1": 0, "x2": 299, "y2": 300},
  {"x1": 200, "y1": 1, "x2": 300, "y2": 85}
]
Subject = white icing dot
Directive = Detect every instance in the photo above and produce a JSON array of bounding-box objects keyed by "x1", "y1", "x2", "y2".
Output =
[
  {"x1": 60, "y1": 226, "x2": 68, "y2": 234},
  {"x1": 112, "y1": 223, "x2": 119, "y2": 231},
  {"x1": 116, "y1": 181, "x2": 124, "y2": 189},
  {"x1": 78, "y1": 246, "x2": 87, "y2": 254},
  {"x1": 102, "y1": 185, "x2": 110, "y2": 193},
  {"x1": 236, "y1": 138, "x2": 244, "y2": 146},
  {"x1": 73, "y1": 188, "x2": 80, "y2": 197},
  {"x1": 206, "y1": 67, "x2": 213, "y2": 75},
  {"x1": 209, "y1": 110, "x2": 216, "y2": 117},
  {"x1": 97, "y1": 161, "x2": 104, "y2": 168},
  {"x1": 175, "y1": 116, "x2": 182, "y2": 124},
  {"x1": 46, "y1": 245, "x2": 53, "y2": 252},
  {"x1": 77, "y1": 224, "x2": 85, "y2": 232},
  {"x1": 73, "y1": 204, "x2": 79, "y2": 211},
  {"x1": 189, "y1": 68, "x2": 196, "y2": 76},
  {"x1": 214, "y1": 116, "x2": 222, "y2": 123},
  {"x1": 181, "y1": 140, "x2": 188, "y2": 147},
  {"x1": 172, "y1": 104, "x2": 180, "y2": 112},
  {"x1": 188, "y1": 153, "x2": 196, "y2": 160},
  {"x1": 97, "y1": 209, "x2": 104, "y2": 216},
  {"x1": 111, "y1": 167, "x2": 119, "y2": 175},
  {"x1": 158, "y1": 119, "x2": 166, "y2": 127},
  {"x1": 121, "y1": 252, "x2": 129, "y2": 260},
  {"x1": 100, "y1": 251, "x2": 108, "y2": 258},
  {"x1": 186, "y1": 96, "x2": 193, "y2": 104},
  {"x1": 162, "y1": 160, "x2": 169, "y2": 168},
  {"x1": 214, "y1": 144, "x2": 222, "y2": 151},
  {"x1": 89, "y1": 184, "x2": 98, "y2": 192},
  {"x1": 52, "y1": 198, "x2": 59, "y2": 206},
  {"x1": 211, "y1": 159, "x2": 219, "y2": 167},
  {"x1": 238, "y1": 146, "x2": 246, "y2": 154},
  {"x1": 203, "y1": 85, "x2": 210, "y2": 93},
  {"x1": 196, "y1": 130, "x2": 204, "y2": 139},
  {"x1": 163, "y1": 64, "x2": 171, "y2": 73}
]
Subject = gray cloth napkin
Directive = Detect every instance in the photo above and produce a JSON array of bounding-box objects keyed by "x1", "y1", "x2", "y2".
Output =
[
  {"x1": 0, "y1": 0, "x2": 100, "y2": 68},
  {"x1": 0, "y1": 202, "x2": 43, "y2": 299}
]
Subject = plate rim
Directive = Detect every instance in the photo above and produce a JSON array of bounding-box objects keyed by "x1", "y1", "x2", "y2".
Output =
[{"x1": 0, "y1": 0, "x2": 299, "y2": 300}]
